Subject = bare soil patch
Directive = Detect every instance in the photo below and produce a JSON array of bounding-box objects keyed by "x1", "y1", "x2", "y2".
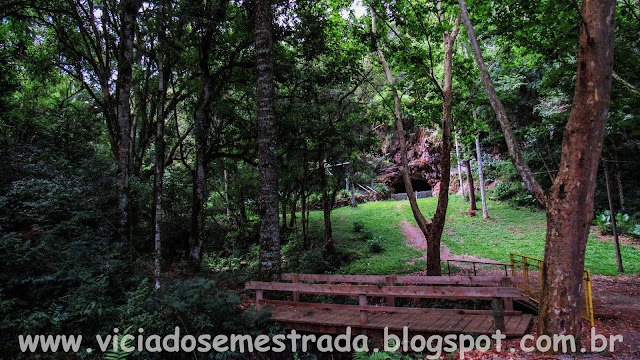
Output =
[{"x1": 590, "y1": 225, "x2": 640, "y2": 250}]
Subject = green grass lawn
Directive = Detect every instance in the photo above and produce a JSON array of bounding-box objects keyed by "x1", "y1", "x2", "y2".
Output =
[{"x1": 306, "y1": 196, "x2": 640, "y2": 276}]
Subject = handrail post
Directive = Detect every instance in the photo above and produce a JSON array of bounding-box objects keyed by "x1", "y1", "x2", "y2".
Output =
[
  {"x1": 359, "y1": 294, "x2": 368, "y2": 325},
  {"x1": 492, "y1": 298, "x2": 505, "y2": 332},
  {"x1": 385, "y1": 276, "x2": 395, "y2": 306},
  {"x1": 510, "y1": 253, "x2": 515, "y2": 277},
  {"x1": 292, "y1": 274, "x2": 300, "y2": 302},
  {"x1": 500, "y1": 277, "x2": 514, "y2": 311},
  {"x1": 256, "y1": 289, "x2": 263, "y2": 311},
  {"x1": 523, "y1": 257, "x2": 530, "y2": 297}
]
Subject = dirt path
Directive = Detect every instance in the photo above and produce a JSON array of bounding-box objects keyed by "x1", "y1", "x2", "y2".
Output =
[{"x1": 400, "y1": 220, "x2": 503, "y2": 266}]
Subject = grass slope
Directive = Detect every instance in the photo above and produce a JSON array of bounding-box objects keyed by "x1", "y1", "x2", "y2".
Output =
[{"x1": 307, "y1": 196, "x2": 640, "y2": 276}]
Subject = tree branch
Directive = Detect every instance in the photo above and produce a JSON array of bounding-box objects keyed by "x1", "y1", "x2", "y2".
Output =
[{"x1": 458, "y1": 0, "x2": 547, "y2": 206}]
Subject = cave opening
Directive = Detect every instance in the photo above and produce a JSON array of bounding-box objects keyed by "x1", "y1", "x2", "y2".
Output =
[{"x1": 392, "y1": 178, "x2": 432, "y2": 193}]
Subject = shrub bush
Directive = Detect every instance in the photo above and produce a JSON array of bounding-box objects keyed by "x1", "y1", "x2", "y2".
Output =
[
  {"x1": 367, "y1": 236, "x2": 384, "y2": 253},
  {"x1": 595, "y1": 210, "x2": 638, "y2": 236}
]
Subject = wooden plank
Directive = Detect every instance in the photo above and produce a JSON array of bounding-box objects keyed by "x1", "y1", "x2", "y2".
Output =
[
  {"x1": 280, "y1": 274, "x2": 524, "y2": 286},
  {"x1": 383, "y1": 312, "x2": 415, "y2": 330},
  {"x1": 429, "y1": 312, "x2": 456, "y2": 332},
  {"x1": 282, "y1": 273, "x2": 388, "y2": 283},
  {"x1": 441, "y1": 314, "x2": 466, "y2": 332},
  {"x1": 446, "y1": 259, "x2": 511, "y2": 266},
  {"x1": 258, "y1": 300, "x2": 522, "y2": 316},
  {"x1": 449, "y1": 315, "x2": 476, "y2": 333},
  {"x1": 505, "y1": 315, "x2": 521, "y2": 332},
  {"x1": 414, "y1": 312, "x2": 448, "y2": 332},
  {"x1": 479, "y1": 317, "x2": 496, "y2": 334},
  {"x1": 461, "y1": 314, "x2": 488, "y2": 334},
  {"x1": 514, "y1": 314, "x2": 533, "y2": 335},
  {"x1": 395, "y1": 275, "x2": 524, "y2": 286},
  {"x1": 246, "y1": 282, "x2": 522, "y2": 299},
  {"x1": 404, "y1": 312, "x2": 443, "y2": 332},
  {"x1": 272, "y1": 308, "x2": 530, "y2": 337}
]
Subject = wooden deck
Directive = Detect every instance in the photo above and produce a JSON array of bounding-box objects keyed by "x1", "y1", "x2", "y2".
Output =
[{"x1": 270, "y1": 305, "x2": 532, "y2": 337}]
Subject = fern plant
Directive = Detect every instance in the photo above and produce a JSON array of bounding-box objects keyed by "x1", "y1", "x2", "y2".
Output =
[
  {"x1": 353, "y1": 351, "x2": 393, "y2": 360},
  {"x1": 353, "y1": 339, "x2": 413, "y2": 360},
  {"x1": 105, "y1": 326, "x2": 134, "y2": 360}
]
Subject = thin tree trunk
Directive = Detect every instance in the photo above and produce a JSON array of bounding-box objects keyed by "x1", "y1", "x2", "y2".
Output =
[
  {"x1": 189, "y1": 78, "x2": 210, "y2": 266},
  {"x1": 603, "y1": 160, "x2": 624, "y2": 272},
  {"x1": 115, "y1": 0, "x2": 141, "y2": 245},
  {"x1": 289, "y1": 192, "x2": 297, "y2": 228},
  {"x1": 464, "y1": 159, "x2": 476, "y2": 211},
  {"x1": 614, "y1": 154, "x2": 625, "y2": 210},
  {"x1": 475, "y1": 132, "x2": 488, "y2": 219},
  {"x1": 455, "y1": 133, "x2": 465, "y2": 198},
  {"x1": 459, "y1": 0, "x2": 616, "y2": 341},
  {"x1": 370, "y1": 5, "x2": 429, "y2": 242},
  {"x1": 428, "y1": 14, "x2": 460, "y2": 276},
  {"x1": 458, "y1": 0, "x2": 545, "y2": 207},
  {"x1": 256, "y1": 0, "x2": 281, "y2": 281},
  {"x1": 281, "y1": 191, "x2": 288, "y2": 233},
  {"x1": 153, "y1": 2, "x2": 165, "y2": 289},
  {"x1": 301, "y1": 147, "x2": 308, "y2": 247},
  {"x1": 224, "y1": 169, "x2": 231, "y2": 219},
  {"x1": 188, "y1": 27, "x2": 213, "y2": 268},
  {"x1": 370, "y1": 6, "x2": 458, "y2": 276},
  {"x1": 319, "y1": 155, "x2": 333, "y2": 248},
  {"x1": 346, "y1": 165, "x2": 357, "y2": 207}
]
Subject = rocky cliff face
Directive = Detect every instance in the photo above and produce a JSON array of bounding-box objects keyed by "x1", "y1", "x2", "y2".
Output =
[{"x1": 376, "y1": 125, "x2": 443, "y2": 194}]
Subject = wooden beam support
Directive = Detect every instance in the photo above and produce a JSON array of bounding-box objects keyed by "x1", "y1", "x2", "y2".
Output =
[
  {"x1": 280, "y1": 274, "x2": 523, "y2": 286},
  {"x1": 359, "y1": 294, "x2": 368, "y2": 325},
  {"x1": 292, "y1": 273, "x2": 300, "y2": 302},
  {"x1": 256, "y1": 289, "x2": 263, "y2": 311},
  {"x1": 259, "y1": 299, "x2": 523, "y2": 316},
  {"x1": 246, "y1": 281, "x2": 523, "y2": 299},
  {"x1": 386, "y1": 275, "x2": 396, "y2": 306}
]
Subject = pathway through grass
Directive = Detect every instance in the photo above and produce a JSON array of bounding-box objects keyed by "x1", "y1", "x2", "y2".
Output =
[{"x1": 307, "y1": 196, "x2": 640, "y2": 276}]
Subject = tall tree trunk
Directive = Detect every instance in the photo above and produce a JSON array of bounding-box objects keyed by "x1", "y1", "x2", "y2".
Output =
[
  {"x1": 428, "y1": 15, "x2": 460, "y2": 276},
  {"x1": 455, "y1": 133, "x2": 465, "y2": 198},
  {"x1": 370, "y1": 6, "x2": 458, "y2": 276},
  {"x1": 459, "y1": 0, "x2": 616, "y2": 340},
  {"x1": 153, "y1": 2, "x2": 165, "y2": 289},
  {"x1": 115, "y1": 0, "x2": 141, "y2": 245},
  {"x1": 464, "y1": 159, "x2": 476, "y2": 211},
  {"x1": 475, "y1": 132, "x2": 488, "y2": 219},
  {"x1": 255, "y1": 0, "x2": 281, "y2": 281},
  {"x1": 189, "y1": 78, "x2": 210, "y2": 267}
]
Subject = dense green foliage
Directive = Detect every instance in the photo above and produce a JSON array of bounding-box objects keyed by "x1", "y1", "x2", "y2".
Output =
[{"x1": 0, "y1": 0, "x2": 638, "y2": 357}]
